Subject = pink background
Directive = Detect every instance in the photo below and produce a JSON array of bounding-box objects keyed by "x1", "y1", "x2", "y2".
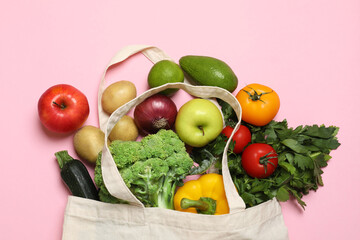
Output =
[{"x1": 1, "y1": 0, "x2": 359, "y2": 239}]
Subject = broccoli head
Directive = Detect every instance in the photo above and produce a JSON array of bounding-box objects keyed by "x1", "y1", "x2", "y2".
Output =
[{"x1": 94, "y1": 129, "x2": 194, "y2": 209}]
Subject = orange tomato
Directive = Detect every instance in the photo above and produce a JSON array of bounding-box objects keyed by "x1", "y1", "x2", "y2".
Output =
[{"x1": 235, "y1": 83, "x2": 280, "y2": 126}]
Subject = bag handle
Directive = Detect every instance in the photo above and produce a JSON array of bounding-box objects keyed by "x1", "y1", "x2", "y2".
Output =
[
  {"x1": 98, "y1": 45, "x2": 173, "y2": 131},
  {"x1": 99, "y1": 45, "x2": 246, "y2": 212}
]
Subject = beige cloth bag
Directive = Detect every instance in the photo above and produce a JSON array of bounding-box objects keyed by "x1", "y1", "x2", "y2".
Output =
[{"x1": 61, "y1": 45, "x2": 289, "y2": 240}]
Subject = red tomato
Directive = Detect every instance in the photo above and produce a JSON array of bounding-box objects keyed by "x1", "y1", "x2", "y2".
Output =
[
  {"x1": 222, "y1": 125, "x2": 251, "y2": 154},
  {"x1": 241, "y1": 143, "x2": 278, "y2": 178}
]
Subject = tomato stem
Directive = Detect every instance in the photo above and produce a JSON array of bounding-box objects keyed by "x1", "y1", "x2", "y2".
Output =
[
  {"x1": 242, "y1": 87, "x2": 273, "y2": 103},
  {"x1": 259, "y1": 152, "x2": 277, "y2": 174}
]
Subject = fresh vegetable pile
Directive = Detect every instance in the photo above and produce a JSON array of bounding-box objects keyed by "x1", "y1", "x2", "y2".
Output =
[
  {"x1": 38, "y1": 50, "x2": 340, "y2": 215},
  {"x1": 94, "y1": 129, "x2": 194, "y2": 209},
  {"x1": 192, "y1": 101, "x2": 340, "y2": 209}
]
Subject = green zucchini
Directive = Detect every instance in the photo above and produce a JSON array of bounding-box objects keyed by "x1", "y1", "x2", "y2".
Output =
[{"x1": 55, "y1": 150, "x2": 99, "y2": 200}]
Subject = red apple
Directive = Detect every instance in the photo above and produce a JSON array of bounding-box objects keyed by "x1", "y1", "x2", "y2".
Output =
[{"x1": 38, "y1": 84, "x2": 90, "y2": 133}]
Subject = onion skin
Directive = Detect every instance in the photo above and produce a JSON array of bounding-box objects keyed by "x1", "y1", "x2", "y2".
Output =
[{"x1": 134, "y1": 94, "x2": 178, "y2": 135}]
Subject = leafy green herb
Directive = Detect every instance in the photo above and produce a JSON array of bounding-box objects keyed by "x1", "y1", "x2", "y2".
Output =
[
  {"x1": 190, "y1": 134, "x2": 229, "y2": 174},
  {"x1": 217, "y1": 99, "x2": 238, "y2": 128},
  {"x1": 191, "y1": 100, "x2": 341, "y2": 210}
]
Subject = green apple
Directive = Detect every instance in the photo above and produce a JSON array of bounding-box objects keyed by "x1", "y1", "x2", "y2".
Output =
[{"x1": 175, "y1": 99, "x2": 223, "y2": 147}]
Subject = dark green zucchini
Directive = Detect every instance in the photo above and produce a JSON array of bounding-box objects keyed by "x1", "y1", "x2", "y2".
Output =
[{"x1": 55, "y1": 150, "x2": 99, "y2": 200}]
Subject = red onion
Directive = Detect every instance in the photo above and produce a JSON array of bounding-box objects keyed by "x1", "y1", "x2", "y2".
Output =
[{"x1": 134, "y1": 94, "x2": 177, "y2": 135}]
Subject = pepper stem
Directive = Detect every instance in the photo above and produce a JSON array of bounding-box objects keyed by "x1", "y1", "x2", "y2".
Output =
[
  {"x1": 55, "y1": 150, "x2": 74, "y2": 169},
  {"x1": 180, "y1": 197, "x2": 217, "y2": 215}
]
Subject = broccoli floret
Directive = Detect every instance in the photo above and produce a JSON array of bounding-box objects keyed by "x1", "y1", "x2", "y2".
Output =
[
  {"x1": 94, "y1": 129, "x2": 194, "y2": 209},
  {"x1": 94, "y1": 152, "x2": 128, "y2": 204},
  {"x1": 166, "y1": 152, "x2": 194, "y2": 177},
  {"x1": 109, "y1": 140, "x2": 146, "y2": 169},
  {"x1": 151, "y1": 128, "x2": 187, "y2": 153}
]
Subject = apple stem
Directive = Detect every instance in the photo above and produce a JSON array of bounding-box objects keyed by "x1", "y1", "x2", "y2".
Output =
[
  {"x1": 53, "y1": 101, "x2": 66, "y2": 109},
  {"x1": 199, "y1": 126, "x2": 205, "y2": 136}
]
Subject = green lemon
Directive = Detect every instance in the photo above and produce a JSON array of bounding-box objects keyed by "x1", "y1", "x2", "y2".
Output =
[{"x1": 147, "y1": 60, "x2": 184, "y2": 95}]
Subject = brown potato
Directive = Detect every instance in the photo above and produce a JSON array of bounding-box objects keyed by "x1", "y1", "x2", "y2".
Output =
[
  {"x1": 73, "y1": 125, "x2": 110, "y2": 164},
  {"x1": 101, "y1": 80, "x2": 137, "y2": 115},
  {"x1": 109, "y1": 115, "x2": 139, "y2": 141}
]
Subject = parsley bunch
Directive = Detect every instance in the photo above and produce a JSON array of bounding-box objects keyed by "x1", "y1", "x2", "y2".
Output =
[{"x1": 190, "y1": 100, "x2": 340, "y2": 209}]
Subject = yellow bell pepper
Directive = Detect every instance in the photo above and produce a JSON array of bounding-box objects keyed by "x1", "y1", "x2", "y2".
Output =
[{"x1": 174, "y1": 173, "x2": 229, "y2": 215}]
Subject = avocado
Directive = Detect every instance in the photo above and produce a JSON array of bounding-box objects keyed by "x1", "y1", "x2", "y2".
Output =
[{"x1": 179, "y1": 55, "x2": 238, "y2": 92}]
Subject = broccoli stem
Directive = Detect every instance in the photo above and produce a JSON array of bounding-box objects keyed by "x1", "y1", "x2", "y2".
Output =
[
  {"x1": 156, "y1": 176, "x2": 177, "y2": 209},
  {"x1": 180, "y1": 197, "x2": 217, "y2": 215}
]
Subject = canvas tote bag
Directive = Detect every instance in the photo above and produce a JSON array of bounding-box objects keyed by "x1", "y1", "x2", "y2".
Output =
[{"x1": 61, "y1": 45, "x2": 289, "y2": 240}]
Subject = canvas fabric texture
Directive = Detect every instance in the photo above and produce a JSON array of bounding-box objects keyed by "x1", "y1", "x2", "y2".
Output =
[{"x1": 61, "y1": 45, "x2": 289, "y2": 240}]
